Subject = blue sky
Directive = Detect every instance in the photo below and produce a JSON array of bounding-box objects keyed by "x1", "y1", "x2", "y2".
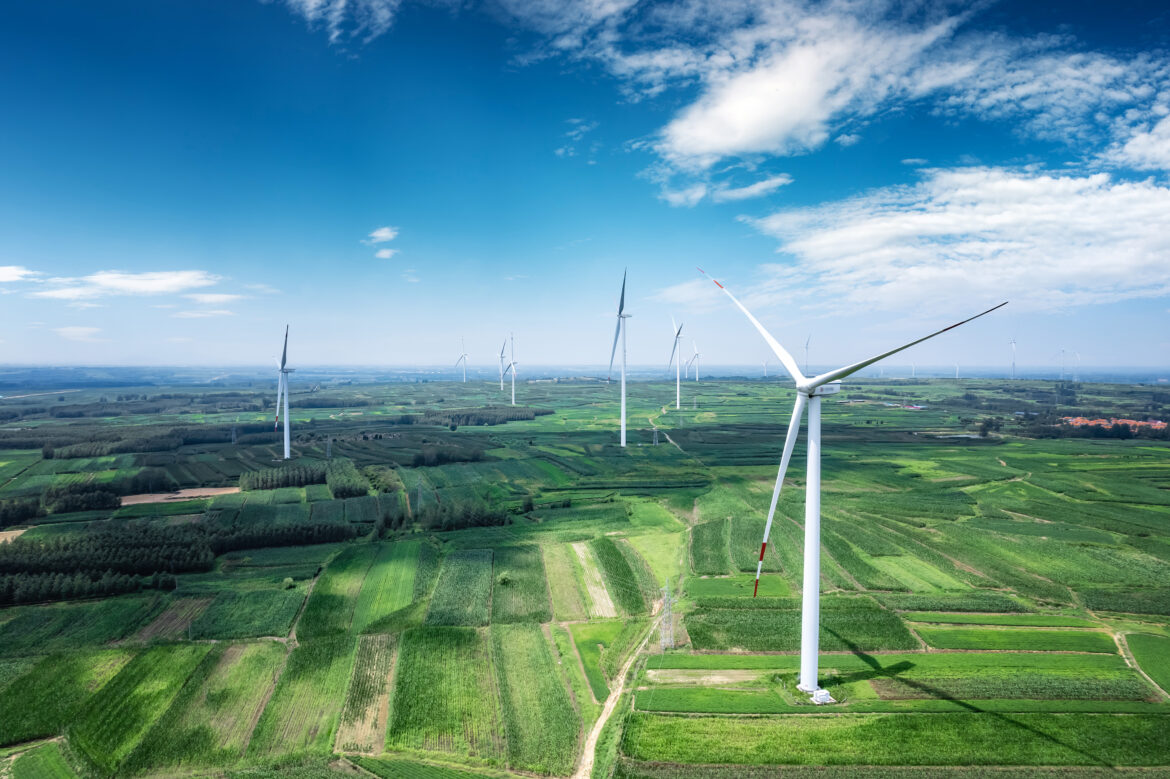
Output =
[{"x1": 1, "y1": 0, "x2": 1168, "y2": 370}]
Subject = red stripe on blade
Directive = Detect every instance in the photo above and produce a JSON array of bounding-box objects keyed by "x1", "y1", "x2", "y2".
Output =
[
  {"x1": 758, "y1": 542, "x2": 767, "y2": 561},
  {"x1": 753, "y1": 578, "x2": 760, "y2": 597}
]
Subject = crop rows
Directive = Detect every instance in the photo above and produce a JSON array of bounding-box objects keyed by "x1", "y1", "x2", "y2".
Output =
[
  {"x1": 386, "y1": 627, "x2": 505, "y2": 763},
  {"x1": 298, "y1": 545, "x2": 377, "y2": 638},
  {"x1": 336, "y1": 633, "x2": 397, "y2": 753},
  {"x1": 351, "y1": 541, "x2": 419, "y2": 633},
  {"x1": 490, "y1": 545, "x2": 552, "y2": 624},
  {"x1": 426, "y1": 549, "x2": 493, "y2": 626}
]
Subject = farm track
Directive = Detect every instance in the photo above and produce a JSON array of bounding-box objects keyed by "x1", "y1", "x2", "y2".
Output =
[{"x1": 572, "y1": 614, "x2": 661, "y2": 779}]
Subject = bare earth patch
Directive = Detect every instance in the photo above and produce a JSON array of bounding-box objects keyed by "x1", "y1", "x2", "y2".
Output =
[
  {"x1": 646, "y1": 669, "x2": 765, "y2": 685},
  {"x1": 572, "y1": 542, "x2": 617, "y2": 618},
  {"x1": 0, "y1": 528, "x2": 28, "y2": 544},
  {"x1": 121, "y1": 486, "x2": 240, "y2": 506},
  {"x1": 336, "y1": 634, "x2": 397, "y2": 755}
]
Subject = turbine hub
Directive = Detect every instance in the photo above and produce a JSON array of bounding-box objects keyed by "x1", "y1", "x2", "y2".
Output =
[{"x1": 801, "y1": 380, "x2": 841, "y2": 397}]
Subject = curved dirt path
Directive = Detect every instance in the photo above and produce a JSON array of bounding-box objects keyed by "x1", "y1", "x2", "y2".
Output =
[{"x1": 572, "y1": 615, "x2": 660, "y2": 779}]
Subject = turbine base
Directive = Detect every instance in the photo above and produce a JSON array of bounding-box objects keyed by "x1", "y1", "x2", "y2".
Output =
[{"x1": 809, "y1": 689, "x2": 836, "y2": 705}]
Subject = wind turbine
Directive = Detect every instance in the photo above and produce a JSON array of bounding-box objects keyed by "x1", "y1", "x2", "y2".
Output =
[
  {"x1": 699, "y1": 267, "x2": 1005, "y2": 702},
  {"x1": 668, "y1": 317, "x2": 684, "y2": 410},
  {"x1": 502, "y1": 334, "x2": 518, "y2": 406},
  {"x1": 763, "y1": 361, "x2": 768, "y2": 378},
  {"x1": 497, "y1": 339, "x2": 507, "y2": 391},
  {"x1": 1010, "y1": 337, "x2": 1017, "y2": 380},
  {"x1": 686, "y1": 342, "x2": 701, "y2": 381},
  {"x1": 805, "y1": 335, "x2": 811, "y2": 375},
  {"x1": 455, "y1": 338, "x2": 469, "y2": 383},
  {"x1": 608, "y1": 270, "x2": 630, "y2": 447},
  {"x1": 273, "y1": 325, "x2": 294, "y2": 460}
]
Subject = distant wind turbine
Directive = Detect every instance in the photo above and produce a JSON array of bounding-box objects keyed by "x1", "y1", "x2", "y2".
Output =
[
  {"x1": 608, "y1": 270, "x2": 630, "y2": 447},
  {"x1": 502, "y1": 334, "x2": 518, "y2": 406},
  {"x1": 805, "y1": 335, "x2": 811, "y2": 375},
  {"x1": 699, "y1": 266, "x2": 1005, "y2": 702},
  {"x1": 686, "y1": 341, "x2": 701, "y2": 381},
  {"x1": 497, "y1": 339, "x2": 507, "y2": 391},
  {"x1": 1010, "y1": 337, "x2": 1017, "y2": 380},
  {"x1": 273, "y1": 325, "x2": 294, "y2": 460},
  {"x1": 668, "y1": 317, "x2": 684, "y2": 410},
  {"x1": 763, "y1": 360, "x2": 768, "y2": 378},
  {"x1": 455, "y1": 337, "x2": 469, "y2": 383}
]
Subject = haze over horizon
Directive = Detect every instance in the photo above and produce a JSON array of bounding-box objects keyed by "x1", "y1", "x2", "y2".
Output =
[{"x1": 2, "y1": 1, "x2": 1169, "y2": 368}]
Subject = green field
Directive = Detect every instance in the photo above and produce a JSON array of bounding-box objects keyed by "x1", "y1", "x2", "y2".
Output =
[
  {"x1": 492, "y1": 623, "x2": 579, "y2": 774},
  {"x1": 386, "y1": 627, "x2": 506, "y2": 764},
  {"x1": 490, "y1": 545, "x2": 552, "y2": 624},
  {"x1": 0, "y1": 377, "x2": 1167, "y2": 775},
  {"x1": 124, "y1": 641, "x2": 287, "y2": 773},
  {"x1": 71, "y1": 644, "x2": 212, "y2": 774},
  {"x1": 427, "y1": 549, "x2": 494, "y2": 627},
  {"x1": 247, "y1": 636, "x2": 357, "y2": 759}
]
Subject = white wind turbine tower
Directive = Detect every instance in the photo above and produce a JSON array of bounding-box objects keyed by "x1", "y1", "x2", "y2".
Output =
[
  {"x1": 273, "y1": 325, "x2": 294, "y2": 460},
  {"x1": 497, "y1": 339, "x2": 507, "y2": 391},
  {"x1": 608, "y1": 270, "x2": 630, "y2": 447},
  {"x1": 763, "y1": 361, "x2": 769, "y2": 378},
  {"x1": 1010, "y1": 337, "x2": 1017, "y2": 380},
  {"x1": 455, "y1": 338, "x2": 469, "y2": 383},
  {"x1": 699, "y1": 268, "x2": 1005, "y2": 702},
  {"x1": 686, "y1": 341, "x2": 701, "y2": 381},
  {"x1": 668, "y1": 317, "x2": 684, "y2": 410},
  {"x1": 502, "y1": 334, "x2": 518, "y2": 406}
]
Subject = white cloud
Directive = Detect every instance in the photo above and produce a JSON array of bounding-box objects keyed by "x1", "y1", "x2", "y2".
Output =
[
  {"x1": 402, "y1": 269, "x2": 419, "y2": 283},
  {"x1": 711, "y1": 174, "x2": 793, "y2": 203},
  {"x1": 741, "y1": 166, "x2": 1170, "y2": 314},
  {"x1": 1108, "y1": 113, "x2": 1170, "y2": 170},
  {"x1": 55, "y1": 326, "x2": 102, "y2": 342},
  {"x1": 0, "y1": 265, "x2": 38, "y2": 283},
  {"x1": 902, "y1": 158, "x2": 929, "y2": 166},
  {"x1": 834, "y1": 133, "x2": 861, "y2": 147},
  {"x1": 365, "y1": 226, "x2": 399, "y2": 244},
  {"x1": 32, "y1": 270, "x2": 219, "y2": 300},
  {"x1": 66, "y1": 302, "x2": 104, "y2": 309},
  {"x1": 186, "y1": 293, "x2": 243, "y2": 304},
  {"x1": 375, "y1": 248, "x2": 399, "y2": 259},
  {"x1": 660, "y1": 183, "x2": 708, "y2": 207},
  {"x1": 277, "y1": 0, "x2": 402, "y2": 44},
  {"x1": 173, "y1": 309, "x2": 235, "y2": 319},
  {"x1": 244, "y1": 283, "x2": 280, "y2": 295}
]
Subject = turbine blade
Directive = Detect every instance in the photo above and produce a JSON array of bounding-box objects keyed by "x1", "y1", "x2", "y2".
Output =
[
  {"x1": 668, "y1": 337, "x2": 679, "y2": 371},
  {"x1": 608, "y1": 318, "x2": 621, "y2": 379},
  {"x1": 755, "y1": 394, "x2": 807, "y2": 596},
  {"x1": 280, "y1": 325, "x2": 289, "y2": 370},
  {"x1": 274, "y1": 373, "x2": 285, "y2": 431},
  {"x1": 808, "y1": 301, "x2": 1008, "y2": 388},
  {"x1": 617, "y1": 268, "x2": 627, "y2": 316},
  {"x1": 697, "y1": 267, "x2": 805, "y2": 384}
]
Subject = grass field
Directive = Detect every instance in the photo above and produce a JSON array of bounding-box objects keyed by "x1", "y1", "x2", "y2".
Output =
[
  {"x1": 1129, "y1": 634, "x2": 1170, "y2": 694},
  {"x1": 298, "y1": 545, "x2": 377, "y2": 638},
  {"x1": 903, "y1": 612, "x2": 1099, "y2": 627},
  {"x1": 0, "y1": 649, "x2": 135, "y2": 745},
  {"x1": 352, "y1": 541, "x2": 420, "y2": 632},
  {"x1": 427, "y1": 550, "x2": 494, "y2": 627},
  {"x1": 247, "y1": 636, "x2": 357, "y2": 759},
  {"x1": 621, "y1": 712, "x2": 1170, "y2": 765},
  {"x1": 10, "y1": 742, "x2": 77, "y2": 779},
  {"x1": 190, "y1": 587, "x2": 308, "y2": 639},
  {"x1": 491, "y1": 624, "x2": 578, "y2": 774},
  {"x1": 71, "y1": 644, "x2": 212, "y2": 774},
  {"x1": 124, "y1": 641, "x2": 287, "y2": 773},
  {"x1": 386, "y1": 627, "x2": 505, "y2": 764},
  {"x1": 690, "y1": 519, "x2": 732, "y2": 576},
  {"x1": 915, "y1": 626, "x2": 1118, "y2": 653},
  {"x1": 542, "y1": 543, "x2": 588, "y2": 621}
]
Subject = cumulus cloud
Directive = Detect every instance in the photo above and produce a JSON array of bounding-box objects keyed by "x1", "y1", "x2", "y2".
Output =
[
  {"x1": 1107, "y1": 113, "x2": 1170, "y2": 171},
  {"x1": 55, "y1": 326, "x2": 102, "y2": 342},
  {"x1": 0, "y1": 265, "x2": 38, "y2": 283},
  {"x1": 711, "y1": 174, "x2": 793, "y2": 203},
  {"x1": 365, "y1": 226, "x2": 399, "y2": 244},
  {"x1": 740, "y1": 167, "x2": 1170, "y2": 314},
  {"x1": 32, "y1": 270, "x2": 220, "y2": 300},
  {"x1": 375, "y1": 248, "x2": 399, "y2": 259}
]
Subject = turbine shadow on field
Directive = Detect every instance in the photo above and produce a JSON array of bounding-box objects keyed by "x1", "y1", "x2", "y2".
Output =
[{"x1": 825, "y1": 628, "x2": 1115, "y2": 769}]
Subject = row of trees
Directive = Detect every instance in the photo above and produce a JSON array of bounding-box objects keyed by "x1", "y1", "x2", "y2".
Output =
[
  {"x1": 0, "y1": 524, "x2": 215, "y2": 577},
  {"x1": 239, "y1": 462, "x2": 327, "y2": 491},
  {"x1": 0, "y1": 570, "x2": 178, "y2": 606},
  {"x1": 326, "y1": 459, "x2": 370, "y2": 499}
]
